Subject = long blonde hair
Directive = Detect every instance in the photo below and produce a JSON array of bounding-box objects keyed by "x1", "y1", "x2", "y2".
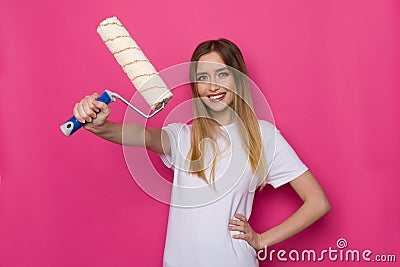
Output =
[{"x1": 188, "y1": 39, "x2": 268, "y2": 191}]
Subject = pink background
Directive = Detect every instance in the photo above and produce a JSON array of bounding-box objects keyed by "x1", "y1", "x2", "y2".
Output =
[{"x1": 1, "y1": 0, "x2": 399, "y2": 266}]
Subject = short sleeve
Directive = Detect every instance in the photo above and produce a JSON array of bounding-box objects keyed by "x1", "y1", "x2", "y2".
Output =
[
  {"x1": 264, "y1": 124, "x2": 309, "y2": 188},
  {"x1": 159, "y1": 123, "x2": 185, "y2": 169}
]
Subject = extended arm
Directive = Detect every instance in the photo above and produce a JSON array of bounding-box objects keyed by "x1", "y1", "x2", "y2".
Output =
[{"x1": 73, "y1": 93, "x2": 170, "y2": 154}]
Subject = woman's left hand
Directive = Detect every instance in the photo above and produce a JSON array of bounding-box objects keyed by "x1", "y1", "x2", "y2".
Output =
[{"x1": 229, "y1": 213, "x2": 263, "y2": 251}]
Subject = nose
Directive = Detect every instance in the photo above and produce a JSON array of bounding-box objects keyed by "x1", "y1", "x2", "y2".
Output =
[{"x1": 209, "y1": 76, "x2": 220, "y2": 92}]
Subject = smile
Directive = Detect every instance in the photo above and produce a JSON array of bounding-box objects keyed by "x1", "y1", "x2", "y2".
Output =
[{"x1": 208, "y1": 92, "x2": 226, "y2": 102}]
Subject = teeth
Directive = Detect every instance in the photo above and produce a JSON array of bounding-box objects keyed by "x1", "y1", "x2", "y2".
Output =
[{"x1": 209, "y1": 93, "x2": 225, "y2": 100}]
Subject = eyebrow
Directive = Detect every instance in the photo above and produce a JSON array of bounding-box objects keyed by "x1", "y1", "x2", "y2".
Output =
[{"x1": 196, "y1": 67, "x2": 229, "y2": 76}]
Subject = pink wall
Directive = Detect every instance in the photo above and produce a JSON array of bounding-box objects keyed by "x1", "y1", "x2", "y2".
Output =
[{"x1": 1, "y1": 0, "x2": 399, "y2": 266}]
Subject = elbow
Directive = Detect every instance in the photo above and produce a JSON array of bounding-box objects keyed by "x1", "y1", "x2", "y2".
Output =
[
  {"x1": 144, "y1": 128, "x2": 152, "y2": 148},
  {"x1": 322, "y1": 199, "x2": 331, "y2": 216},
  {"x1": 306, "y1": 194, "x2": 331, "y2": 218},
  {"x1": 317, "y1": 196, "x2": 331, "y2": 217}
]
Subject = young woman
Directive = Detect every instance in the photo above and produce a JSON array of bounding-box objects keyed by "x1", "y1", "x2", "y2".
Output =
[{"x1": 73, "y1": 38, "x2": 331, "y2": 267}]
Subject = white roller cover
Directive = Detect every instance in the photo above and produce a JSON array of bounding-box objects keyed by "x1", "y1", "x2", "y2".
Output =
[{"x1": 97, "y1": 16, "x2": 173, "y2": 110}]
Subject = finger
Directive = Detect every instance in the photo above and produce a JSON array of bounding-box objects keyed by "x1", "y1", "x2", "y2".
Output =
[
  {"x1": 88, "y1": 94, "x2": 101, "y2": 112},
  {"x1": 87, "y1": 96, "x2": 97, "y2": 110},
  {"x1": 93, "y1": 100, "x2": 110, "y2": 114},
  {"x1": 75, "y1": 103, "x2": 86, "y2": 123},
  {"x1": 91, "y1": 92, "x2": 100, "y2": 99},
  {"x1": 82, "y1": 97, "x2": 97, "y2": 120},
  {"x1": 232, "y1": 234, "x2": 247, "y2": 240},
  {"x1": 73, "y1": 103, "x2": 84, "y2": 123},
  {"x1": 229, "y1": 219, "x2": 244, "y2": 226},
  {"x1": 228, "y1": 225, "x2": 245, "y2": 232},
  {"x1": 234, "y1": 214, "x2": 247, "y2": 221},
  {"x1": 77, "y1": 100, "x2": 92, "y2": 123}
]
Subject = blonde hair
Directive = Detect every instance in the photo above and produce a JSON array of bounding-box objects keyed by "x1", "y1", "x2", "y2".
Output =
[{"x1": 188, "y1": 39, "x2": 268, "y2": 191}]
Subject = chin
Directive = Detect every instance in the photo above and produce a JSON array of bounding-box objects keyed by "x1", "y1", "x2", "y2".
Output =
[{"x1": 206, "y1": 104, "x2": 231, "y2": 114}]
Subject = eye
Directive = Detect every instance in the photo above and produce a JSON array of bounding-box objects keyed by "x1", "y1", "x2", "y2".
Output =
[
  {"x1": 218, "y1": 71, "x2": 229, "y2": 78},
  {"x1": 197, "y1": 75, "x2": 208, "y2": 81}
]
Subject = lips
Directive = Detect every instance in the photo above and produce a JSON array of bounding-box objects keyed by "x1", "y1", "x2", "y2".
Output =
[{"x1": 207, "y1": 92, "x2": 226, "y2": 102}]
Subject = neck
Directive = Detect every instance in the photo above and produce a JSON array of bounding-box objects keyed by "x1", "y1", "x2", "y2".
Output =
[{"x1": 208, "y1": 109, "x2": 235, "y2": 126}]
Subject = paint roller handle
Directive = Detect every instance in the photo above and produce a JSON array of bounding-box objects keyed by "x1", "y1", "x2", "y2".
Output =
[{"x1": 60, "y1": 90, "x2": 115, "y2": 137}]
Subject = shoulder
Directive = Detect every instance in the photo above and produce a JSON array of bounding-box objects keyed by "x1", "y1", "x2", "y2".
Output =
[
  {"x1": 162, "y1": 122, "x2": 190, "y2": 130},
  {"x1": 257, "y1": 119, "x2": 278, "y2": 135},
  {"x1": 257, "y1": 119, "x2": 275, "y2": 129}
]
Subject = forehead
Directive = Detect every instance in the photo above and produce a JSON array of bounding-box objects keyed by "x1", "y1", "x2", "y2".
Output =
[{"x1": 197, "y1": 52, "x2": 227, "y2": 73}]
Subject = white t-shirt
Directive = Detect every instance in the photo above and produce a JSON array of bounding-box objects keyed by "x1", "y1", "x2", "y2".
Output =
[{"x1": 159, "y1": 119, "x2": 308, "y2": 267}]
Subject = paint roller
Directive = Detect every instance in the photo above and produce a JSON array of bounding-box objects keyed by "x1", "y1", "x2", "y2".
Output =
[{"x1": 60, "y1": 16, "x2": 173, "y2": 136}]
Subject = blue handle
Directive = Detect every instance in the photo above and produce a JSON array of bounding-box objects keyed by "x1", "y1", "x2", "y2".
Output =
[{"x1": 60, "y1": 90, "x2": 114, "y2": 136}]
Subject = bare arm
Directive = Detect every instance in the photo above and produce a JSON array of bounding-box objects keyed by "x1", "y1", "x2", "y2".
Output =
[
  {"x1": 73, "y1": 93, "x2": 170, "y2": 154},
  {"x1": 229, "y1": 170, "x2": 331, "y2": 251},
  {"x1": 259, "y1": 170, "x2": 331, "y2": 248}
]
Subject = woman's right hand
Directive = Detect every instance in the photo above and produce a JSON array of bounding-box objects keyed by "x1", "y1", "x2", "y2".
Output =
[{"x1": 73, "y1": 93, "x2": 111, "y2": 128}]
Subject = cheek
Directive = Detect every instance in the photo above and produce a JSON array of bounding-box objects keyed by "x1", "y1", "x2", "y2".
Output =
[
  {"x1": 221, "y1": 78, "x2": 235, "y2": 91},
  {"x1": 196, "y1": 84, "x2": 208, "y2": 97},
  {"x1": 225, "y1": 91, "x2": 234, "y2": 103}
]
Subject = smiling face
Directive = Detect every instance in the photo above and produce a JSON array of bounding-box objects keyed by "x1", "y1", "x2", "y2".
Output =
[{"x1": 195, "y1": 52, "x2": 235, "y2": 120}]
